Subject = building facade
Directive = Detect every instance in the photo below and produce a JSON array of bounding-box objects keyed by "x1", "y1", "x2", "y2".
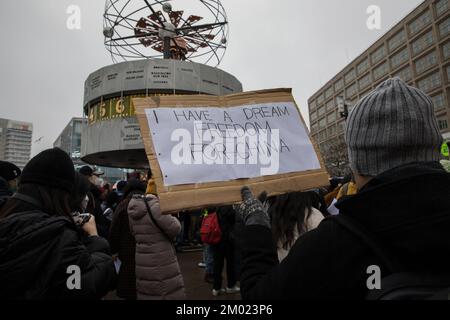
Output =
[
  {"x1": 54, "y1": 117, "x2": 85, "y2": 167},
  {"x1": 0, "y1": 118, "x2": 33, "y2": 169},
  {"x1": 308, "y1": 0, "x2": 450, "y2": 174},
  {"x1": 54, "y1": 117, "x2": 127, "y2": 182}
]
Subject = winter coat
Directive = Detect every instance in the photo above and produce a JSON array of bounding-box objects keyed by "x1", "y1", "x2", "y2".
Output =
[
  {"x1": 0, "y1": 178, "x2": 11, "y2": 209},
  {"x1": 217, "y1": 205, "x2": 236, "y2": 243},
  {"x1": 0, "y1": 211, "x2": 117, "y2": 300},
  {"x1": 109, "y1": 194, "x2": 139, "y2": 300},
  {"x1": 241, "y1": 162, "x2": 450, "y2": 300},
  {"x1": 127, "y1": 195, "x2": 185, "y2": 300},
  {"x1": 89, "y1": 184, "x2": 110, "y2": 239}
]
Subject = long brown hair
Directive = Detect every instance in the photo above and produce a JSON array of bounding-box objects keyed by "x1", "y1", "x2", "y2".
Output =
[
  {"x1": 0, "y1": 183, "x2": 72, "y2": 220},
  {"x1": 270, "y1": 192, "x2": 315, "y2": 250}
]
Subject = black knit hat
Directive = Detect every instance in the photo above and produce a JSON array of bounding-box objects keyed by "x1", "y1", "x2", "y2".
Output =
[
  {"x1": 0, "y1": 161, "x2": 21, "y2": 181},
  {"x1": 346, "y1": 78, "x2": 443, "y2": 176},
  {"x1": 79, "y1": 165, "x2": 93, "y2": 177},
  {"x1": 19, "y1": 148, "x2": 75, "y2": 193}
]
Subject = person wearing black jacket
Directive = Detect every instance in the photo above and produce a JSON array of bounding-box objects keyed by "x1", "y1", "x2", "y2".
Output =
[
  {"x1": 238, "y1": 78, "x2": 450, "y2": 300},
  {"x1": 0, "y1": 161, "x2": 21, "y2": 208},
  {"x1": 0, "y1": 177, "x2": 11, "y2": 209},
  {"x1": 211, "y1": 205, "x2": 240, "y2": 296},
  {"x1": 0, "y1": 148, "x2": 116, "y2": 300},
  {"x1": 109, "y1": 179, "x2": 146, "y2": 300},
  {"x1": 79, "y1": 166, "x2": 110, "y2": 239}
]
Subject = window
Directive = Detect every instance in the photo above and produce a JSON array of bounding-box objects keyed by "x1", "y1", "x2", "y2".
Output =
[
  {"x1": 394, "y1": 66, "x2": 413, "y2": 82},
  {"x1": 326, "y1": 99, "x2": 335, "y2": 111},
  {"x1": 359, "y1": 73, "x2": 372, "y2": 89},
  {"x1": 328, "y1": 124, "x2": 337, "y2": 136},
  {"x1": 345, "y1": 69, "x2": 356, "y2": 84},
  {"x1": 371, "y1": 46, "x2": 386, "y2": 64},
  {"x1": 334, "y1": 79, "x2": 344, "y2": 91},
  {"x1": 412, "y1": 31, "x2": 434, "y2": 56},
  {"x1": 439, "y1": 17, "x2": 450, "y2": 38},
  {"x1": 359, "y1": 88, "x2": 373, "y2": 99},
  {"x1": 338, "y1": 121, "x2": 345, "y2": 133},
  {"x1": 408, "y1": 10, "x2": 432, "y2": 35},
  {"x1": 327, "y1": 112, "x2": 337, "y2": 124},
  {"x1": 436, "y1": 0, "x2": 449, "y2": 16},
  {"x1": 310, "y1": 100, "x2": 316, "y2": 110},
  {"x1": 415, "y1": 51, "x2": 438, "y2": 74},
  {"x1": 357, "y1": 59, "x2": 370, "y2": 75},
  {"x1": 318, "y1": 106, "x2": 326, "y2": 117},
  {"x1": 319, "y1": 118, "x2": 326, "y2": 129},
  {"x1": 438, "y1": 118, "x2": 449, "y2": 130},
  {"x1": 310, "y1": 111, "x2": 317, "y2": 122},
  {"x1": 447, "y1": 65, "x2": 450, "y2": 80},
  {"x1": 389, "y1": 30, "x2": 406, "y2": 52},
  {"x1": 311, "y1": 123, "x2": 318, "y2": 133},
  {"x1": 346, "y1": 83, "x2": 358, "y2": 97},
  {"x1": 317, "y1": 94, "x2": 324, "y2": 105},
  {"x1": 319, "y1": 130, "x2": 327, "y2": 142},
  {"x1": 443, "y1": 42, "x2": 450, "y2": 60},
  {"x1": 373, "y1": 62, "x2": 389, "y2": 80},
  {"x1": 391, "y1": 47, "x2": 409, "y2": 69},
  {"x1": 418, "y1": 72, "x2": 442, "y2": 92},
  {"x1": 325, "y1": 87, "x2": 334, "y2": 99},
  {"x1": 432, "y1": 93, "x2": 446, "y2": 110}
]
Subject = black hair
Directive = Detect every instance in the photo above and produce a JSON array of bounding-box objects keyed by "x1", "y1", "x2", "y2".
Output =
[
  {"x1": 70, "y1": 173, "x2": 91, "y2": 213},
  {"x1": 117, "y1": 180, "x2": 127, "y2": 192},
  {"x1": 105, "y1": 191, "x2": 120, "y2": 208},
  {"x1": 309, "y1": 190, "x2": 330, "y2": 218},
  {"x1": 270, "y1": 192, "x2": 317, "y2": 250},
  {"x1": 123, "y1": 178, "x2": 146, "y2": 199},
  {"x1": 0, "y1": 183, "x2": 72, "y2": 220}
]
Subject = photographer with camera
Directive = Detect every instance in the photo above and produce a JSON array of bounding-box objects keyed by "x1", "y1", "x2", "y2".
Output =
[{"x1": 0, "y1": 148, "x2": 116, "y2": 300}]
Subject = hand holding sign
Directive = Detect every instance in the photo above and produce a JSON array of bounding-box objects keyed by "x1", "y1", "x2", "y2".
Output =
[
  {"x1": 134, "y1": 89, "x2": 329, "y2": 214},
  {"x1": 238, "y1": 187, "x2": 271, "y2": 229}
]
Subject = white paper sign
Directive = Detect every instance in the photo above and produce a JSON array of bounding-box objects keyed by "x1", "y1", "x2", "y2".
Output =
[{"x1": 145, "y1": 102, "x2": 321, "y2": 186}]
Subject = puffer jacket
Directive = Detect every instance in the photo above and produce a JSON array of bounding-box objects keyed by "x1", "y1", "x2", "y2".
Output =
[{"x1": 127, "y1": 195, "x2": 185, "y2": 300}]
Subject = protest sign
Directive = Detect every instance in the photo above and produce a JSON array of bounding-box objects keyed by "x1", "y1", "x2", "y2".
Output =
[{"x1": 134, "y1": 88, "x2": 329, "y2": 213}]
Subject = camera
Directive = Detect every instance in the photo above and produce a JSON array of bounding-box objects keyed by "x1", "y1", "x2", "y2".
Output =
[{"x1": 72, "y1": 212, "x2": 92, "y2": 226}]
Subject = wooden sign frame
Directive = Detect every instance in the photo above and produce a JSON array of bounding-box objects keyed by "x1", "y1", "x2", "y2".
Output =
[{"x1": 134, "y1": 88, "x2": 329, "y2": 213}]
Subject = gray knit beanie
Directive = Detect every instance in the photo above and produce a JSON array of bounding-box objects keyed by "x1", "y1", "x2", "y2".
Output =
[{"x1": 345, "y1": 77, "x2": 443, "y2": 177}]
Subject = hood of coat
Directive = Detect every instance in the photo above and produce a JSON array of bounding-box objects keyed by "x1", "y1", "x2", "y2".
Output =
[
  {"x1": 128, "y1": 195, "x2": 157, "y2": 220},
  {"x1": 0, "y1": 211, "x2": 73, "y2": 297},
  {"x1": 336, "y1": 162, "x2": 450, "y2": 271}
]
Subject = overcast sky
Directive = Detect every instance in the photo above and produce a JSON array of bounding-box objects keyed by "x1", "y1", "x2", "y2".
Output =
[{"x1": 0, "y1": 0, "x2": 423, "y2": 157}]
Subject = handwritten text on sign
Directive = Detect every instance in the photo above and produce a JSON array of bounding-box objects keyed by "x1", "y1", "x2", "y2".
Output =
[{"x1": 145, "y1": 102, "x2": 321, "y2": 186}]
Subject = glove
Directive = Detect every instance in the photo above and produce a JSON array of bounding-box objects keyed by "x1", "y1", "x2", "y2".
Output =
[{"x1": 237, "y1": 187, "x2": 271, "y2": 229}]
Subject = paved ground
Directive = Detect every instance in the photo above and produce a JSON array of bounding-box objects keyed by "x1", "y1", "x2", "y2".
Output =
[
  {"x1": 179, "y1": 251, "x2": 241, "y2": 301},
  {"x1": 105, "y1": 250, "x2": 241, "y2": 300}
]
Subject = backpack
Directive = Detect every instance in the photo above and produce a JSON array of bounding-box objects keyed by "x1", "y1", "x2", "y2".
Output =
[
  {"x1": 334, "y1": 215, "x2": 450, "y2": 300},
  {"x1": 200, "y1": 212, "x2": 222, "y2": 245}
]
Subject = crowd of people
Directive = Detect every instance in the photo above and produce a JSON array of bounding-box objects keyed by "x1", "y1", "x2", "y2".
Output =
[{"x1": 0, "y1": 78, "x2": 449, "y2": 300}]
